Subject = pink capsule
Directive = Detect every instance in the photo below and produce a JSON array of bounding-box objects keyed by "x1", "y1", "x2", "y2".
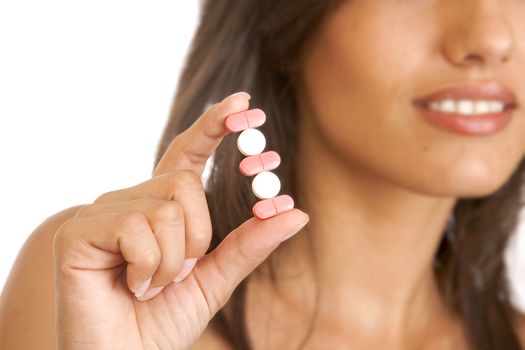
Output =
[
  {"x1": 224, "y1": 109, "x2": 266, "y2": 132},
  {"x1": 239, "y1": 151, "x2": 281, "y2": 176},
  {"x1": 252, "y1": 194, "x2": 294, "y2": 220}
]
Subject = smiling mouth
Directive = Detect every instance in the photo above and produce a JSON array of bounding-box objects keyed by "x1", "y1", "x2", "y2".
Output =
[
  {"x1": 412, "y1": 81, "x2": 519, "y2": 112},
  {"x1": 414, "y1": 99, "x2": 516, "y2": 116},
  {"x1": 410, "y1": 81, "x2": 519, "y2": 135},
  {"x1": 413, "y1": 102, "x2": 515, "y2": 136}
]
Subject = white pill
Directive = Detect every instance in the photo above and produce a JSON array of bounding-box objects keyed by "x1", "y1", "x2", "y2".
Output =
[
  {"x1": 252, "y1": 171, "x2": 281, "y2": 199},
  {"x1": 237, "y1": 128, "x2": 266, "y2": 156}
]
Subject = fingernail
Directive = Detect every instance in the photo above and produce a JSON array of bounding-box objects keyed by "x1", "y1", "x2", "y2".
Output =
[
  {"x1": 174, "y1": 258, "x2": 198, "y2": 283},
  {"x1": 134, "y1": 277, "x2": 152, "y2": 298},
  {"x1": 137, "y1": 286, "x2": 164, "y2": 301},
  {"x1": 226, "y1": 91, "x2": 251, "y2": 101},
  {"x1": 280, "y1": 214, "x2": 309, "y2": 242}
]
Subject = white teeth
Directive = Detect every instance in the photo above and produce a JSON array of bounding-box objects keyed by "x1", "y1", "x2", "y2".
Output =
[
  {"x1": 488, "y1": 101, "x2": 505, "y2": 113},
  {"x1": 442, "y1": 99, "x2": 456, "y2": 113},
  {"x1": 457, "y1": 100, "x2": 474, "y2": 114},
  {"x1": 427, "y1": 99, "x2": 506, "y2": 115},
  {"x1": 474, "y1": 101, "x2": 490, "y2": 114}
]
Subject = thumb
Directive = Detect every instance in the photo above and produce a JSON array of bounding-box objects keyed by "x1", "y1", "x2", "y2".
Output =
[{"x1": 191, "y1": 208, "x2": 309, "y2": 316}]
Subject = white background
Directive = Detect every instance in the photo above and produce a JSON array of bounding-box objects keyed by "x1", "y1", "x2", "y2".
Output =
[{"x1": 0, "y1": 2, "x2": 200, "y2": 290}]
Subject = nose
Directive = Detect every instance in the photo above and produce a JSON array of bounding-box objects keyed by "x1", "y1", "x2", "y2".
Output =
[{"x1": 442, "y1": 0, "x2": 515, "y2": 68}]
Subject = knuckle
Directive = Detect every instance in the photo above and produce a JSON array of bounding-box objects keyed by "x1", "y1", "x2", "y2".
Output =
[
  {"x1": 204, "y1": 102, "x2": 218, "y2": 113},
  {"x1": 116, "y1": 211, "x2": 149, "y2": 232},
  {"x1": 164, "y1": 170, "x2": 204, "y2": 200},
  {"x1": 179, "y1": 142, "x2": 209, "y2": 166},
  {"x1": 142, "y1": 247, "x2": 162, "y2": 268},
  {"x1": 151, "y1": 200, "x2": 184, "y2": 222},
  {"x1": 174, "y1": 170, "x2": 204, "y2": 192}
]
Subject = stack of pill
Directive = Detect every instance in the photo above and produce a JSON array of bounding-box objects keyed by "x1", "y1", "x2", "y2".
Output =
[{"x1": 224, "y1": 108, "x2": 294, "y2": 219}]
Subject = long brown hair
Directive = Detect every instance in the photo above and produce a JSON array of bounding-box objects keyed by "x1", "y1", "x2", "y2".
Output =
[{"x1": 153, "y1": 1, "x2": 525, "y2": 349}]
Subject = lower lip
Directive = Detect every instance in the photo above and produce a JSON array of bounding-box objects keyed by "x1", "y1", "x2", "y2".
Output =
[{"x1": 414, "y1": 104, "x2": 514, "y2": 136}]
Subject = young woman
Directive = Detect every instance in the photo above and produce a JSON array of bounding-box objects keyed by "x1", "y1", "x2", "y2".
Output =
[{"x1": 2, "y1": 0, "x2": 525, "y2": 349}]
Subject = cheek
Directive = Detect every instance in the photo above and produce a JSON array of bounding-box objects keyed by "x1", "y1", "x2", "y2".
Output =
[{"x1": 300, "y1": 5, "x2": 525, "y2": 197}]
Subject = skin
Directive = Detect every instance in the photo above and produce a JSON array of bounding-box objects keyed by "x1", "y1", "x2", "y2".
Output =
[
  {"x1": 2, "y1": 1, "x2": 525, "y2": 349},
  {"x1": 244, "y1": 0, "x2": 525, "y2": 349},
  {"x1": 0, "y1": 93, "x2": 309, "y2": 349}
]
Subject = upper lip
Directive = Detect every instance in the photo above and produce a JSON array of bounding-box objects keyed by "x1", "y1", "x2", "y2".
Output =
[{"x1": 412, "y1": 82, "x2": 518, "y2": 108}]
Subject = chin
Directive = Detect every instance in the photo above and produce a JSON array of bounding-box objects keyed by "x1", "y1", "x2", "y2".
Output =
[
  {"x1": 424, "y1": 161, "x2": 514, "y2": 198},
  {"x1": 382, "y1": 154, "x2": 519, "y2": 199}
]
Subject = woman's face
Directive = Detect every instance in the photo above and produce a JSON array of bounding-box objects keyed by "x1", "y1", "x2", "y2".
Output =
[{"x1": 299, "y1": 0, "x2": 525, "y2": 197}]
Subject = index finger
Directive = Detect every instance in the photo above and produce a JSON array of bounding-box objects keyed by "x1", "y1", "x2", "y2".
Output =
[{"x1": 153, "y1": 91, "x2": 251, "y2": 178}]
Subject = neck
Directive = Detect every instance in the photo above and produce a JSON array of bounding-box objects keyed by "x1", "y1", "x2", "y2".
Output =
[{"x1": 255, "y1": 108, "x2": 460, "y2": 341}]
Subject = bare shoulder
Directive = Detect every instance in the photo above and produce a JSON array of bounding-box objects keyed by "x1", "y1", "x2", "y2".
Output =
[
  {"x1": 0, "y1": 204, "x2": 84, "y2": 350},
  {"x1": 191, "y1": 324, "x2": 232, "y2": 350}
]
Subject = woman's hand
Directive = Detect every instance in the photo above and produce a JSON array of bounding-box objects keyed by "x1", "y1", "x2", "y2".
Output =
[{"x1": 52, "y1": 92, "x2": 309, "y2": 350}]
